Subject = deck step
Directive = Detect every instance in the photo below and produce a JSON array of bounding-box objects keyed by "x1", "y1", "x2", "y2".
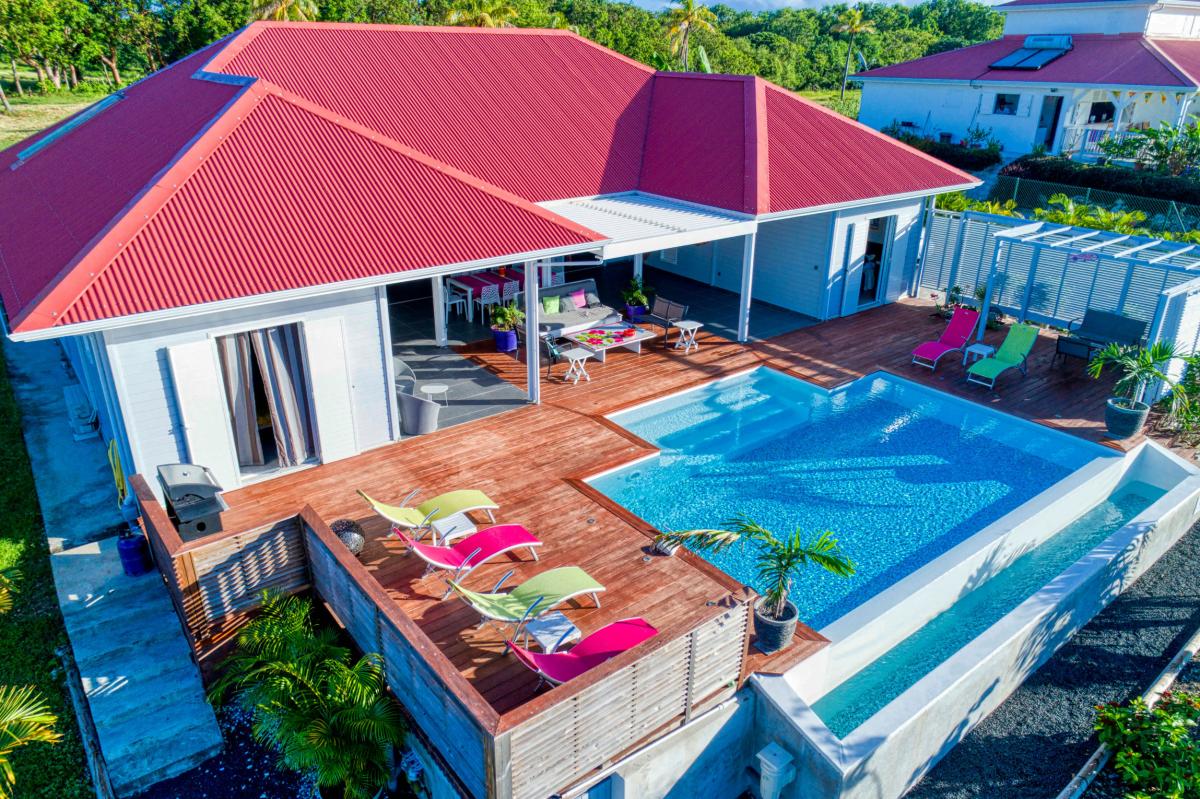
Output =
[{"x1": 50, "y1": 537, "x2": 223, "y2": 798}]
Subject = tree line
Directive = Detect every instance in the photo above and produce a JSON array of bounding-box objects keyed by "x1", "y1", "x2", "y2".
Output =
[{"x1": 0, "y1": 0, "x2": 1001, "y2": 103}]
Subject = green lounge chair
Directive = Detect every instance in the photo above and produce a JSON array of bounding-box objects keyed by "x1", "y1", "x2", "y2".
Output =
[
  {"x1": 966, "y1": 323, "x2": 1039, "y2": 390},
  {"x1": 448, "y1": 566, "x2": 605, "y2": 627},
  {"x1": 359, "y1": 489, "x2": 498, "y2": 539}
]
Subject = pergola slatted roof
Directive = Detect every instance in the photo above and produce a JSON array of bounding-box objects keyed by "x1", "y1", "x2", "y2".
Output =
[{"x1": 995, "y1": 222, "x2": 1200, "y2": 272}]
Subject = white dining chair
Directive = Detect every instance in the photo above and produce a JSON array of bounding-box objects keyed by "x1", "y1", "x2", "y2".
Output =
[
  {"x1": 445, "y1": 289, "x2": 467, "y2": 319},
  {"x1": 475, "y1": 283, "x2": 502, "y2": 323}
]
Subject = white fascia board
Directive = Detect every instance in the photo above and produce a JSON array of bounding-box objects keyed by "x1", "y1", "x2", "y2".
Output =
[
  {"x1": 8, "y1": 240, "x2": 604, "y2": 343},
  {"x1": 600, "y1": 220, "x2": 757, "y2": 259},
  {"x1": 754, "y1": 183, "x2": 980, "y2": 224}
]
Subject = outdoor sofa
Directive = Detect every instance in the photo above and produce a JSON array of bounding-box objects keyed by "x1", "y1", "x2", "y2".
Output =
[
  {"x1": 1055, "y1": 309, "x2": 1148, "y2": 366},
  {"x1": 536, "y1": 278, "x2": 622, "y2": 337}
]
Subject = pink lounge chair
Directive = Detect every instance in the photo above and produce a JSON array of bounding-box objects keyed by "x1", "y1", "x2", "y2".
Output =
[
  {"x1": 912, "y1": 307, "x2": 980, "y2": 370},
  {"x1": 507, "y1": 617, "x2": 659, "y2": 687},
  {"x1": 393, "y1": 524, "x2": 541, "y2": 597}
]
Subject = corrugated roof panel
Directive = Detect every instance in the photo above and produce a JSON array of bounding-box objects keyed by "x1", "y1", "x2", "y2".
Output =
[
  {"x1": 764, "y1": 84, "x2": 976, "y2": 213},
  {"x1": 215, "y1": 25, "x2": 655, "y2": 202},
  {"x1": 43, "y1": 92, "x2": 600, "y2": 329}
]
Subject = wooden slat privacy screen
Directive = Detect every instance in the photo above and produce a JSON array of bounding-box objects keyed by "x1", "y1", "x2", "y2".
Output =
[{"x1": 133, "y1": 477, "x2": 753, "y2": 799}]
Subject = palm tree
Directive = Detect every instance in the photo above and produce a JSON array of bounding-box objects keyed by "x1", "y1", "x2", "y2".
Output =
[
  {"x1": 666, "y1": 0, "x2": 717, "y2": 71},
  {"x1": 250, "y1": 0, "x2": 318, "y2": 21},
  {"x1": 1034, "y1": 193, "x2": 1091, "y2": 227},
  {"x1": 0, "y1": 686, "x2": 60, "y2": 799},
  {"x1": 833, "y1": 8, "x2": 876, "y2": 100},
  {"x1": 444, "y1": 0, "x2": 518, "y2": 28},
  {"x1": 210, "y1": 592, "x2": 406, "y2": 799},
  {"x1": 656, "y1": 515, "x2": 855, "y2": 620}
]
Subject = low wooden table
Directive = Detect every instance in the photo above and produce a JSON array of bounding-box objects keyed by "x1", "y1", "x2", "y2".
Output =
[{"x1": 567, "y1": 324, "x2": 657, "y2": 363}]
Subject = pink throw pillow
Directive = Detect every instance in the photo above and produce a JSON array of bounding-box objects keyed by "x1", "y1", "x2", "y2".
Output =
[{"x1": 570, "y1": 289, "x2": 587, "y2": 309}]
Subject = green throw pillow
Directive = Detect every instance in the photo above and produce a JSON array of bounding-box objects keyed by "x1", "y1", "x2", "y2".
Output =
[{"x1": 542, "y1": 295, "x2": 560, "y2": 314}]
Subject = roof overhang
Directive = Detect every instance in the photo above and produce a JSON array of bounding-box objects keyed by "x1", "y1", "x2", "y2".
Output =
[
  {"x1": 538, "y1": 192, "x2": 756, "y2": 260},
  {"x1": 755, "y1": 184, "x2": 979, "y2": 223},
  {"x1": 5, "y1": 239, "x2": 603, "y2": 342}
]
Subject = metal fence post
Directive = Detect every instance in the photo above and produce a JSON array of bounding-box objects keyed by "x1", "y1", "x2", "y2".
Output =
[{"x1": 1012, "y1": 177, "x2": 1020, "y2": 204}]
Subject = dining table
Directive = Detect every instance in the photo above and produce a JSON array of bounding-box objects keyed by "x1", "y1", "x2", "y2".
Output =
[{"x1": 445, "y1": 271, "x2": 523, "y2": 322}]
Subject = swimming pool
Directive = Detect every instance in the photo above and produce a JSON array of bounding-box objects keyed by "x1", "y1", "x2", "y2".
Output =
[{"x1": 590, "y1": 368, "x2": 1110, "y2": 630}]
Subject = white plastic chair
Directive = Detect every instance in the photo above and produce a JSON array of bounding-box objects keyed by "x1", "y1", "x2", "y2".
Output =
[
  {"x1": 501, "y1": 277, "x2": 519, "y2": 306},
  {"x1": 445, "y1": 290, "x2": 467, "y2": 319},
  {"x1": 475, "y1": 283, "x2": 502, "y2": 323}
]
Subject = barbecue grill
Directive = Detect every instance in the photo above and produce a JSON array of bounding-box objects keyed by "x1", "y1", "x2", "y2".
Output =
[{"x1": 156, "y1": 463, "x2": 228, "y2": 537}]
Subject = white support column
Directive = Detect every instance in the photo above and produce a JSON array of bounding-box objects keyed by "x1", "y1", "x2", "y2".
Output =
[
  {"x1": 540, "y1": 261, "x2": 553, "y2": 286},
  {"x1": 738, "y1": 233, "x2": 757, "y2": 343},
  {"x1": 431, "y1": 276, "x2": 448, "y2": 347},
  {"x1": 976, "y1": 241, "x2": 1005, "y2": 342},
  {"x1": 524, "y1": 260, "x2": 541, "y2": 404},
  {"x1": 632, "y1": 253, "x2": 643, "y2": 281}
]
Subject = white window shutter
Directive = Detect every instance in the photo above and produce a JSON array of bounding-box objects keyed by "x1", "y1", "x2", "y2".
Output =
[
  {"x1": 166, "y1": 340, "x2": 240, "y2": 490},
  {"x1": 302, "y1": 318, "x2": 358, "y2": 464},
  {"x1": 1018, "y1": 95, "x2": 1034, "y2": 117}
]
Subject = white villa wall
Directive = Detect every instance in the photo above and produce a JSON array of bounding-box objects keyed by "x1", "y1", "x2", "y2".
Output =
[
  {"x1": 104, "y1": 286, "x2": 392, "y2": 498},
  {"x1": 829, "y1": 198, "x2": 925, "y2": 317},
  {"x1": 747, "y1": 215, "x2": 833, "y2": 318},
  {"x1": 1002, "y1": 6, "x2": 1152, "y2": 35}
]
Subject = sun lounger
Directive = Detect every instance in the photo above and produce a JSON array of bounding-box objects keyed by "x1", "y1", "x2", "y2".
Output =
[
  {"x1": 507, "y1": 617, "x2": 658, "y2": 687},
  {"x1": 966, "y1": 323, "x2": 1039, "y2": 390},
  {"x1": 447, "y1": 566, "x2": 605, "y2": 627},
  {"x1": 392, "y1": 524, "x2": 541, "y2": 597},
  {"x1": 912, "y1": 307, "x2": 980, "y2": 371},
  {"x1": 359, "y1": 489, "x2": 498, "y2": 540}
]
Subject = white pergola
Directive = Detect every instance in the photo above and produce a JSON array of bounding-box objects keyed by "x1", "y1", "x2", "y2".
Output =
[
  {"x1": 432, "y1": 192, "x2": 761, "y2": 405},
  {"x1": 975, "y1": 219, "x2": 1200, "y2": 342}
]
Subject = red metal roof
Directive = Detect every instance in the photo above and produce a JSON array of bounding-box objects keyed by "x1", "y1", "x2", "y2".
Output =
[
  {"x1": 0, "y1": 22, "x2": 973, "y2": 334},
  {"x1": 857, "y1": 34, "x2": 1196, "y2": 88}
]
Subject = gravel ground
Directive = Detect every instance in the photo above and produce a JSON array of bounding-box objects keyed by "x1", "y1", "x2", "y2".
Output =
[
  {"x1": 905, "y1": 522, "x2": 1200, "y2": 799},
  {"x1": 135, "y1": 706, "x2": 314, "y2": 799}
]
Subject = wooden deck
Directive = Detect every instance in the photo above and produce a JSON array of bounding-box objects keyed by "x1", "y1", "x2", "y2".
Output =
[{"x1": 212, "y1": 297, "x2": 1153, "y2": 715}]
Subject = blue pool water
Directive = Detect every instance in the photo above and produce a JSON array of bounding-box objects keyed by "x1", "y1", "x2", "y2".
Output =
[
  {"x1": 589, "y1": 368, "x2": 1107, "y2": 630},
  {"x1": 811, "y1": 481, "x2": 1163, "y2": 738}
]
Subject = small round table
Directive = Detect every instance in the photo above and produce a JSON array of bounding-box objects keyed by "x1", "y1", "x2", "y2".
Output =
[
  {"x1": 420, "y1": 383, "x2": 450, "y2": 406},
  {"x1": 674, "y1": 320, "x2": 703, "y2": 354}
]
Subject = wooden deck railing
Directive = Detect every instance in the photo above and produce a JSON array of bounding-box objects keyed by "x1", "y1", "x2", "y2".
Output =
[
  {"x1": 132, "y1": 475, "x2": 311, "y2": 669},
  {"x1": 133, "y1": 476, "x2": 751, "y2": 799}
]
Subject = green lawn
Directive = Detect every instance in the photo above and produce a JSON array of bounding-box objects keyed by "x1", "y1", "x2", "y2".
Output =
[
  {"x1": 0, "y1": 348, "x2": 92, "y2": 798},
  {"x1": 799, "y1": 89, "x2": 862, "y2": 120},
  {"x1": 0, "y1": 99, "x2": 95, "y2": 151}
]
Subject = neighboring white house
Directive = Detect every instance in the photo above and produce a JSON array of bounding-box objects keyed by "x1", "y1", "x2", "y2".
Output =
[{"x1": 856, "y1": 0, "x2": 1200, "y2": 157}]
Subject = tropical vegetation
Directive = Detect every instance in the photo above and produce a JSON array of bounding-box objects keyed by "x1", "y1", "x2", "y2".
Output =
[
  {"x1": 1096, "y1": 118, "x2": 1200, "y2": 177},
  {"x1": 1001, "y1": 155, "x2": 1200, "y2": 208},
  {"x1": 0, "y1": 0, "x2": 1002, "y2": 107},
  {"x1": 656, "y1": 514, "x2": 855, "y2": 621},
  {"x1": 210, "y1": 591, "x2": 408, "y2": 799},
  {"x1": 1095, "y1": 692, "x2": 1200, "y2": 799},
  {"x1": 883, "y1": 121, "x2": 1003, "y2": 170}
]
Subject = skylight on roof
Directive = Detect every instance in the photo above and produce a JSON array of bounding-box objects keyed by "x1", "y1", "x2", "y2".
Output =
[{"x1": 14, "y1": 92, "x2": 124, "y2": 164}]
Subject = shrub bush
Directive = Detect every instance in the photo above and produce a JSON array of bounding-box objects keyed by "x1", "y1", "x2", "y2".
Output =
[
  {"x1": 882, "y1": 123, "x2": 1003, "y2": 171},
  {"x1": 1001, "y1": 156, "x2": 1200, "y2": 206},
  {"x1": 1094, "y1": 692, "x2": 1200, "y2": 798}
]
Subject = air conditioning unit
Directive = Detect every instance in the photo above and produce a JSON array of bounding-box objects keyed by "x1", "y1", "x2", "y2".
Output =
[{"x1": 1024, "y1": 34, "x2": 1073, "y2": 51}]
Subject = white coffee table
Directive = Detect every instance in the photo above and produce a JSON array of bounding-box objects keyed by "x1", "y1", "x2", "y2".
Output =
[
  {"x1": 430, "y1": 512, "x2": 475, "y2": 544},
  {"x1": 962, "y1": 342, "x2": 995, "y2": 366},
  {"x1": 567, "y1": 324, "x2": 657, "y2": 363},
  {"x1": 421, "y1": 383, "x2": 450, "y2": 406}
]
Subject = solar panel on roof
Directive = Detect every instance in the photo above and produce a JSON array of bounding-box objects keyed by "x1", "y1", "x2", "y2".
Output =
[
  {"x1": 990, "y1": 46, "x2": 1070, "y2": 71},
  {"x1": 990, "y1": 48, "x2": 1038, "y2": 69}
]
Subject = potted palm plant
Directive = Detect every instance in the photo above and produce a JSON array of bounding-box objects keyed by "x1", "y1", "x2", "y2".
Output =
[
  {"x1": 1089, "y1": 341, "x2": 1189, "y2": 440},
  {"x1": 621, "y1": 277, "x2": 653, "y2": 319},
  {"x1": 656, "y1": 515, "x2": 855, "y2": 654},
  {"x1": 211, "y1": 592, "x2": 407, "y2": 799},
  {"x1": 489, "y1": 302, "x2": 524, "y2": 353}
]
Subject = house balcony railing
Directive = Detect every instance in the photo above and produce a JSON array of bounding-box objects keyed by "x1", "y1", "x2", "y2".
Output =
[{"x1": 1062, "y1": 126, "x2": 1149, "y2": 160}]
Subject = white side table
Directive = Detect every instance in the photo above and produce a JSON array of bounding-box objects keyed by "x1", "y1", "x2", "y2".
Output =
[
  {"x1": 962, "y1": 342, "x2": 995, "y2": 367},
  {"x1": 430, "y1": 512, "x2": 476, "y2": 544},
  {"x1": 522, "y1": 611, "x2": 581, "y2": 652},
  {"x1": 561, "y1": 349, "x2": 593, "y2": 385},
  {"x1": 421, "y1": 383, "x2": 450, "y2": 406},
  {"x1": 674, "y1": 320, "x2": 703, "y2": 354}
]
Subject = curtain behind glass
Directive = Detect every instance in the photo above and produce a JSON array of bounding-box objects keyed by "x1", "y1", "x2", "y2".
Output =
[
  {"x1": 215, "y1": 333, "x2": 264, "y2": 467},
  {"x1": 250, "y1": 325, "x2": 315, "y2": 468}
]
